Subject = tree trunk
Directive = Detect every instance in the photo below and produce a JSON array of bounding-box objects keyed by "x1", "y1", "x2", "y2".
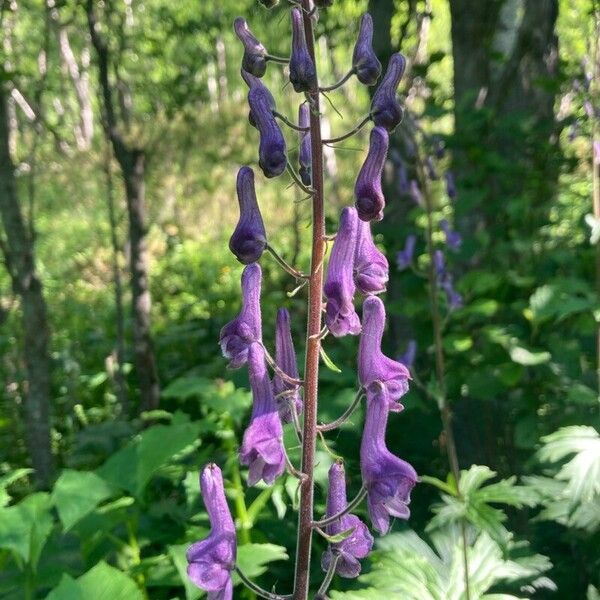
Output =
[{"x1": 0, "y1": 85, "x2": 54, "y2": 488}]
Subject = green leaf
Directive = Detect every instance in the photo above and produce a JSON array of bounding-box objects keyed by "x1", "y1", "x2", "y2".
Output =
[
  {"x1": 235, "y1": 543, "x2": 289, "y2": 579},
  {"x1": 420, "y1": 475, "x2": 458, "y2": 497},
  {"x1": 97, "y1": 417, "x2": 202, "y2": 498},
  {"x1": 320, "y1": 347, "x2": 342, "y2": 373},
  {"x1": 45, "y1": 561, "x2": 144, "y2": 600},
  {"x1": 509, "y1": 345, "x2": 551, "y2": 366},
  {"x1": 246, "y1": 486, "x2": 276, "y2": 525},
  {"x1": 51, "y1": 470, "x2": 115, "y2": 531}
]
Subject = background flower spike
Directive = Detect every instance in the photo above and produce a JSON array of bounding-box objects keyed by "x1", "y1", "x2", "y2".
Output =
[{"x1": 229, "y1": 166, "x2": 267, "y2": 264}]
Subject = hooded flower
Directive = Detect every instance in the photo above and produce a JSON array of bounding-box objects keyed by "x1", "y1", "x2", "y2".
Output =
[
  {"x1": 358, "y1": 295, "x2": 410, "y2": 410},
  {"x1": 234, "y1": 17, "x2": 268, "y2": 78},
  {"x1": 354, "y1": 218, "x2": 388, "y2": 295},
  {"x1": 186, "y1": 464, "x2": 236, "y2": 599},
  {"x1": 273, "y1": 308, "x2": 303, "y2": 423},
  {"x1": 219, "y1": 264, "x2": 262, "y2": 368},
  {"x1": 354, "y1": 126, "x2": 389, "y2": 222},
  {"x1": 240, "y1": 343, "x2": 285, "y2": 486},
  {"x1": 396, "y1": 235, "x2": 416, "y2": 270},
  {"x1": 370, "y1": 53, "x2": 406, "y2": 132},
  {"x1": 289, "y1": 8, "x2": 317, "y2": 92},
  {"x1": 298, "y1": 103, "x2": 312, "y2": 186},
  {"x1": 439, "y1": 219, "x2": 462, "y2": 251},
  {"x1": 352, "y1": 14, "x2": 382, "y2": 86},
  {"x1": 242, "y1": 70, "x2": 287, "y2": 178},
  {"x1": 229, "y1": 167, "x2": 267, "y2": 264},
  {"x1": 324, "y1": 207, "x2": 361, "y2": 337},
  {"x1": 360, "y1": 386, "x2": 418, "y2": 534},
  {"x1": 321, "y1": 461, "x2": 374, "y2": 578}
]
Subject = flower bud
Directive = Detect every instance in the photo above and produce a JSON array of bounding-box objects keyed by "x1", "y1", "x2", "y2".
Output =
[
  {"x1": 354, "y1": 219, "x2": 388, "y2": 295},
  {"x1": 324, "y1": 207, "x2": 361, "y2": 337},
  {"x1": 440, "y1": 218, "x2": 462, "y2": 251},
  {"x1": 234, "y1": 17, "x2": 268, "y2": 78},
  {"x1": 298, "y1": 103, "x2": 312, "y2": 186},
  {"x1": 354, "y1": 127, "x2": 389, "y2": 222},
  {"x1": 289, "y1": 8, "x2": 317, "y2": 92},
  {"x1": 371, "y1": 53, "x2": 406, "y2": 132},
  {"x1": 229, "y1": 167, "x2": 267, "y2": 264},
  {"x1": 352, "y1": 14, "x2": 382, "y2": 86}
]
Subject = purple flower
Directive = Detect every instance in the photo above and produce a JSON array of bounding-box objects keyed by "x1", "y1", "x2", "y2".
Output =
[
  {"x1": 234, "y1": 18, "x2": 268, "y2": 78},
  {"x1": 352, "y1": 14, "x2": 382, "y2": 86},
  {"x1": 273, "y1": 308, "x2": 302, "y2": 423},
  {"x1": 354, "y1": 126, "x2": 389, "y2": 222},
  {"x1": 397, "y1": 160, "x2": 410, "y2": 194},
  {"x1": 321, "y1": 461, "x2": 374, "y2": 578},
  {"x1": 240, "y1": 343, "x2": 285, "y2": 486},
  {"x1": 444, "y1": 171, "x2": 457, "y2": 201},
  {"x1": 229, "y1": 167, "x2": 267, "y2": 264},
  {"x1": 354, "y1": 218, "x2": 388, "y2": 295},
  {"x1": 242, "y1": 70, "x2": 287, "y2": 178},
  {"x1": 439, "y1": 219, "x2": 462, "y2": 251},
  {"x1": 408, "y1": 179, "x2": 423, "y2": 206},
  {"x1": 324, "y1": 207, "x2": 361, "y2": 337},
  {"x1": 398, "y1": 340, "x2": 416, "y2": 369},
  {"x1": 358, "y1": 295, "x2": 410, "y2": 410},
  {"x1": 360, "y1": 386, "x2": 417, "y2": 534},
  {"x1": 186, "y1": 464, "x2": 236, "y2": 599},
  {"x1": 396, "y1": 235, "x2": 416, "y2": 271},
  {"x1": 289, "y1": 8, "x2": 316, "y2": 93},
  {"x1": 370, "y1": 53, "x2": 406, "y2": 132},
  {"x1": 434, "y1": 250, "x2": 463, "y2": 310},
  {"x1": 220, "y1": 264, "x2": 262, "y2": 368},
  {"x1": 298, "y1": 103, "x2": 312, "y2": 186}
]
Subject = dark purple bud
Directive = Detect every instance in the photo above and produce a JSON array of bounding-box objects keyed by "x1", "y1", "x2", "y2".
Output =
[
  {"x1": 354, "y1": 126, "x2": 389, "y2": 222},
  {"x1": 358, "y1": 296, "x2": 410, "y2": 410},
  {"x1": 434, "y1": 250, "x2": 463, "y2": 310},
  {"x1": 298, "y1": 103, "x2": 312, "y2": 186},
  {"x1": 242, "y1": 70, "x2": 287, "y2": 178},
  {"x1": 433, "y1": 249, "x2": 445, "y2": 277},
  {"x1": 352, "y1": 14, "x2": 382, "y2": 86},
  {"x1": 370, "y1": 53, "x2": 406, "y2": 132},
  {"x1": 433, "y1": 137, "x2": 446, "y2": 159},
  {"x1": 273, "y1": 308, "x2": 302, "y2": 423},
  {"x1": 446, "y1": 287, "x2": 463, "y2": 310},
  {"x1": 444, "y1": 171, "x2": 457, "y2": 201},
  {"x1": 186, "y1": 464, "x2": 236, "y2": 598},
  {"x1": 321, "y1": 461, "x2": 374, "y2": 578},
  {"x1": 439, "y1": 219, "x2": 462, "y2": 251},
  {"x1": 289, "y1": 8, "x2": 317, "y2": 93},
  {"x1": 234, "y1": 18, "x2": 268, "y2": 78},
  {"x1": 220, "y1": 264, "x2": 262, "y2": 368},
  {"x1": 398, "y1": 340, "x2": 417, "y2": 369},
  {"x1": 229, "y1": 167, "x2": 267, "y2": 264},
  {"x1": 240, "y1": 343, "x2": 286, "y2": 486},
  {"x1": 408, "y1": 180, "x2": 423, "y2": 206},
  {"x1": 424, "y1": 156, "x2": 439, "y2": 180},
  {"x1": 396, "y1": 234, "x2": 416, "y2": 271},
  {"x1": 324, "y1": 207, "x2": 361, "y2": 337},
  {"x1": 354, "y1": 219, "x2": 388, "y2": 295},
  {"x1": 360, "y1": 386, "x2": 417, "y2": 534}
]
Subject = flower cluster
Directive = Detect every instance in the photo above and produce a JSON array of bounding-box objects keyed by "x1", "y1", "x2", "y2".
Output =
[{"x1": 187, "y1": 5, "x2": 417, "y2": 598}]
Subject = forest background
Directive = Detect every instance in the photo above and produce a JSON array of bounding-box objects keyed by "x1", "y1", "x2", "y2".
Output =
[{"x1": 1, "y1": 0, "x2": 599, "y2": 598}]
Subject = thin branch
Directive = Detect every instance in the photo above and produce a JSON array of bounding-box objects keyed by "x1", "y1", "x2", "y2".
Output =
[
  {"x1": 319, "y1": 68, "x2": 356, "y2": 93},
  {"x1": 317, "y1": 389, "x2": 364, "y2": 432},
  {"x1": 322, "y1": 115, "x2": 370, "y2": 144},
  {"x1": 235, "y1": 567, "x2": 292, "y2": 600},
  {"x1": 286, "y1": 162, "x2": 315, "y2": 196},
  {"x1": 266, "y1": 244, "x2": 309, "y2": 279},
  {"x1": 273, "y1": 110, "x2": 309, "y2": 132},
  {"x1": 317, "y1": 551, "x2": 340, "y2": 596},
  {"x1": 312, "y1": 486, "x2": 367, "y2": 528},
  {"x1": 266, "y1": 53, "x2": 289, "y2": 65}
]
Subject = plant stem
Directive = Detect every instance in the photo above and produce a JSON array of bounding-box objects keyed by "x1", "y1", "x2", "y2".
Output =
[
  {"x1": 292, "y1": 2, "x2": 325, "y2": 598},
  {"x1": 418, "y1": 157, "x2": 470, "y2": 600}
]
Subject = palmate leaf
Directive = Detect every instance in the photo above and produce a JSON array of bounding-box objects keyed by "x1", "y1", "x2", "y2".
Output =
[
  {"x1": 537, "y1": 426, "x2": 600, "y2": 504},
  {"x1": 331, "y1": 528, "x2": 552, "y2": 600}
]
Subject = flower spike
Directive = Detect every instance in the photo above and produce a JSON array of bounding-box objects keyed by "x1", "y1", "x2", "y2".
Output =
[
  {"x1": 229, "y1": 167, "x2": 267, "y2": 264},
  {"x1": 324, "y1": 207, "x2": 361, "y2": 337},
  {"x1": 354, "y1": 218, "x2": 388, "y2": 295},
  {"x1": 370, "y1": 53, "x2": 406, "y2": 132},
  {"x1": 354, "y1": 126, "x2": 389, "y2": 222},
  {"x1": 321, "y1": 461, "x2": 373, "y2": 578},
  {"x1": 234, "y1": 17, "x2": 268, "y2": 78},
  {"x1": 289, "y1": 8, "x2": 317, "y2": 93},
  {"x1": 240, "y1": 343, "x2": 286, "y2": 486},
  {"x1": 220, "y1": 264, "x2": 262, "y2": 368},
  {"x1": 186, "y1": 464, "x2": 236, "y2": 599},
  {"x1": 352, "y1": 14, "x2": 382, "y2": 86}
]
